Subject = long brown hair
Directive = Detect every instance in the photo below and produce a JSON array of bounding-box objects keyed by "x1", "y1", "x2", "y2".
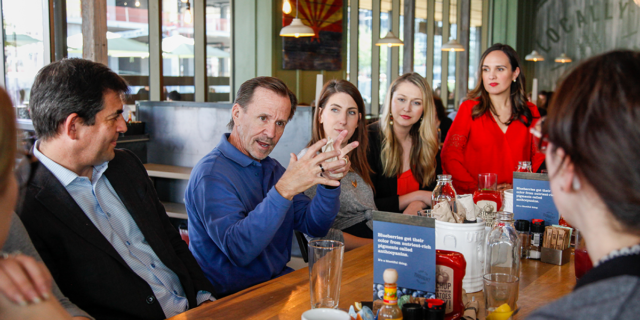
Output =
[
  {"x1": 467, "y1": 43, "x2": 533, "y2": 126},
  {"x1": 379, "y1": 73, "x2": 439, "y2": 187},
  {"x1": 308, "y1": 80, "x2": 373, "y2": 187},
  {"x1": 545, "y1": 50, "x2": 640, "y2": 235},
  {"x1": 0, "y1": 88, "x2": 16, "y2": 194}
]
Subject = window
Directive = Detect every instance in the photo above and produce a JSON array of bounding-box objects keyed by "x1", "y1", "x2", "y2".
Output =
[
  {"x1": 2, "y1": 0, "x2": 45, "y2": 119},
  {"x1": 205, "y1": 0, "x2": 231, "y2": 102},
  {"x1": 162, "y1": 0, "x2": 195, "y2": 101}
]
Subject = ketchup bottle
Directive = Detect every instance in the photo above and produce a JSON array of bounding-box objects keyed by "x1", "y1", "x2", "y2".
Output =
[
  {"x1": 436, "y1": 250, "x2": 466, "y2": 320},
  {"x1": 473, "y1": 173, "x2": 502, "y2": 212}
]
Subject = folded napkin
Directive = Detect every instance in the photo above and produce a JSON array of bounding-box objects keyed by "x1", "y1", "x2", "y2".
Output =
[
  {"x1": 457, "y1": 194, "x2": 480, "y2": 221},
  {"x1": 431, "y1": 201, "x2": 458, "y2": 223},
  {"x1": 321, "y1": 138, "x2": 344, "y2": 179}
]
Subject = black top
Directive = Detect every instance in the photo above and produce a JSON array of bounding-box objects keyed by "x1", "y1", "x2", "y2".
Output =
[
  {"x1": 575, "y1": 245, "x2": 640, "y2": 291},
  {"x1": 367, "y1": 122, "x2": 442, "y2": 213},
  {"x1": 439, "y1": 116, "x2": 453, "y2": 143}
]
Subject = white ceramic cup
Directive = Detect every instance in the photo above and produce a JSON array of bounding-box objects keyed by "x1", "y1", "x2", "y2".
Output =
[{"x1": 301, "y1": 308, "x2": 350, "y2": 320}]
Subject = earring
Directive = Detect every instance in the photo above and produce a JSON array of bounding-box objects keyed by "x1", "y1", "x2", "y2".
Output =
[
  {"x1": 390, "y1": 115, "x2": 394, "y2": 126},
  {"x1": 513, "y1": 79, "x2": 516, "y2": 83},
  {"x1": 572, "y1": 177, "x2": 581, "y2": 190}
]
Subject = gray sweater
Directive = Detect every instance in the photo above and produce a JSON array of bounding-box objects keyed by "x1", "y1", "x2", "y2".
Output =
[
  {"x1": 305, "y1": 170, "x2": 377, "y2": 233},
  {"x1": 2, "y1": 213, "x2": 93, "y2": 319},
  {"x1": 526, "y1": 275, "x2": 640, "y2": 320}
]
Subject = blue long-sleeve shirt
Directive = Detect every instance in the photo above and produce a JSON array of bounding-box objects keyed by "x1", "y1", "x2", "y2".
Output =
[{"x1": 185, "y1": 134, "x2": 340, "y2": 296}]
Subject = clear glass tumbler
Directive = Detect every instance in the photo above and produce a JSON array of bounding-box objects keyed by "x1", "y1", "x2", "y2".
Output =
[
  {"x1": 483, "y1": 273, "x2": 519, "y2": 318},
  {"x1": 308, "y1": 240, "x2": 344, "y2": 309},
  {"x1": 574, "y1": 230, "x2": 593, "y2": 280}
]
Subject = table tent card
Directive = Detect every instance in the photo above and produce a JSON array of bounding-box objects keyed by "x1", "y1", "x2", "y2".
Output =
[
  {"x1": 373, "y1": 211, "x2": 436, "y2": 302},
  {"x1": 513, "y1": 172, "x2": 560, "y2": 227}
]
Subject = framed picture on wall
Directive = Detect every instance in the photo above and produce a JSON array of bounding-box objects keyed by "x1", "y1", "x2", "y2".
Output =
[{"x1": 282, "y1": 0, "x2": 343, "y2": 71}]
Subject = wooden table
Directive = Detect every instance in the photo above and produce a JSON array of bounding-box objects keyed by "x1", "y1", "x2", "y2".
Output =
[{"x1": 168, "y1": 245, "x2": 575, "y2": 320}]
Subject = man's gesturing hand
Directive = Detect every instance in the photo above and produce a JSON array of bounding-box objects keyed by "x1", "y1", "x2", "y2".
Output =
[
  {"x1": 275, "y1": 135, "x2": 358, "y2": 200},
  {"x1": 322, "y1": 130, "x2": 359, "y2": 181}
]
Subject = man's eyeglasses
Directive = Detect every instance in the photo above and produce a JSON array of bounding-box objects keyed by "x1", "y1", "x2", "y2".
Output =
[
  {"x1": 14, "y1": 153, "x2": 38, "y2": 214},
  {"x1": 530, "y1": 116, "x2": 549, "y2": 152}
]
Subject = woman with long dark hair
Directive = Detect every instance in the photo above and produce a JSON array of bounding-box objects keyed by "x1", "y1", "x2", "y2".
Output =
[
  {"x1": 368, "y1": 73, "x2": 441, "y2": 214},
  {"x1": 300, "y1": 80, "x2": 374, "y2": 250},
  {"x1": 527, "y1": 50, "x2": 640, "y2": 319},
  {"x1": 441, "y1": 43, "x2": 544, "y2": 194}
]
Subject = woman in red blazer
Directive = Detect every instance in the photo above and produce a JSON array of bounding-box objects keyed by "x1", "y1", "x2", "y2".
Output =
[{"x1": 441, "y1": 44, "x2": 544, "y2": 194}]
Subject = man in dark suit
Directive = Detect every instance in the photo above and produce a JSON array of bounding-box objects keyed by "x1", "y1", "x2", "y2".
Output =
[{"x1": 17, "y1": 58, "x2": 216, "y2": 320}]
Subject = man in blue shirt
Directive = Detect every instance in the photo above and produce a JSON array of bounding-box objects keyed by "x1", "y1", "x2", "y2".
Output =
[
  {"x1": 17, "y1": 59, "x2": 216, "y2": 320},
  {"x1": 185, "y1": 77, "x2": 357, "y2": 297}
]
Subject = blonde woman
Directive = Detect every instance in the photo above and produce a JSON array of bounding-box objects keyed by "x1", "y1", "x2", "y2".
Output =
[{"x1": 367, "y1": 73, "x2": 441, "y2": 215}]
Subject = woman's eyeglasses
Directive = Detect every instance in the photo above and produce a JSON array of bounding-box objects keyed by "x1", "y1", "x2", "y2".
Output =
[{"x1": 530, "y1": 116, "x2": 549, "y2": 152}]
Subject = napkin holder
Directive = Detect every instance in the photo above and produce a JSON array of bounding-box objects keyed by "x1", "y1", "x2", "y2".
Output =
[{"x1": 540, "y1": 247, "x2": 572, "y2": 266}]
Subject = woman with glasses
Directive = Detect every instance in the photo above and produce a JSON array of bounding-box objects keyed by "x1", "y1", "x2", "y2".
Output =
[
  {"x1": 526, "y1": 50, "x2": 640, "y2": 319},
  {"x1": 0, "y1": 88, "x2": 84, "y2": 319},
  {"x1": 367, "y1": 73, "x2": 441, "y2": 215},
  {"x1": 441, "y1": 44, "x2": 544, "y2": 194},
  {"x1": 300, "y1": 80, "x2": 374, "y2": 250}
]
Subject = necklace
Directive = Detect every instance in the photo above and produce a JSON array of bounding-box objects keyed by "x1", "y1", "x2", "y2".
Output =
[{"x1": 595, "y1": 243, "x2": 640, "y2": 267}]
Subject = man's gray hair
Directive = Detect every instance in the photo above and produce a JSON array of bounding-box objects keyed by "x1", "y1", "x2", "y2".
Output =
[{"x1": 227, "y1": 77, "x2": 298, "y2": 130}]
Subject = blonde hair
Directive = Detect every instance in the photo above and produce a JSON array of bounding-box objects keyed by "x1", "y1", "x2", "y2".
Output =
[
  {"x1": 0, "y1": 88, "x2": 17, "y2": 194},
  {"x1": 379, "y1": 73, "x2": 439, "y2": 187}
]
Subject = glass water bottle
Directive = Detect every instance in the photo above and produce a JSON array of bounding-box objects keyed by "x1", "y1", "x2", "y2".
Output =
[
  {"x1": 432, "y1": 175, "x2": 457, "y2": 213},
  {"x1": 484, "y1": 212, "x2": 521, "y2": 277}
]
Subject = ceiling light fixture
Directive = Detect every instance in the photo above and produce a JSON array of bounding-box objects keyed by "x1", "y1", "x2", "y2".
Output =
[
  {"x1": 376, "y1": 31, "x2": 404, "y2": 47},
  {"x1": 283, "y1": 0, "x2": 292, "y2": 14},
  {"x1": 280, "y1": 0, "x2": 314, "y2": 38},
  {"x1": 554, "y1": 53, "x2": 572, "y2": 63},
  {"x1": 441, "y1": 38, "x2": 464, "y2": 52},
  {"x1": 525, "y1": 50, "x2": 545, "y2": 62}
]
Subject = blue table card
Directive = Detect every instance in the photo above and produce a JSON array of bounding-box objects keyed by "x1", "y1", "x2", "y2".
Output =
[
  {"x1": 513, "y1": 172, "x2": 560, "y2": 227},
  {"x1": 373, "y1": 211, "x2": 436, "y2": 302}
]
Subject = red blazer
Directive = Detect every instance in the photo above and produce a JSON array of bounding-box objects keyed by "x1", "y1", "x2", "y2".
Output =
[{"x1": 441, "y1": 100, "x2": 545, "y2": 194}]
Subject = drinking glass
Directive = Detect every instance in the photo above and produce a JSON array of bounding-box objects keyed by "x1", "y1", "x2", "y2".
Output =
[
  {"x1": 574, "y1": 230, "x2": 593, "y2": 280},
  {"x1": 483, "y1": 273, "x2": 519, "y2": 318},
  {"x1": 418, "y1": 209, "x2": 433, "y2": 217},
  {"x1": 309, "y1": 240, "x2": 344, "y2": 309}
]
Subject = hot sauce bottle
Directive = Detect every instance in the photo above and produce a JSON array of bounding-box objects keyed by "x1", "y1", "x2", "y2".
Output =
[
  {"x1": 436, "y1": 250, "x2": 466, "y2": 320},
  {"x1": 378, "y1": 268, "x2": 403, "y2": 320},
  {"x1": 473, "y1": 173, "x2": 502, "y2": 212}
]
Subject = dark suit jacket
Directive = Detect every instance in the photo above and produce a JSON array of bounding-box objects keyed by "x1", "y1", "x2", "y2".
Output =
[
  {"x1": 17, "y1": 149, "x2": 216, "y2": 320},
  {"x1": 367, "y1": 122, "x2": 442, "y2": 213}
]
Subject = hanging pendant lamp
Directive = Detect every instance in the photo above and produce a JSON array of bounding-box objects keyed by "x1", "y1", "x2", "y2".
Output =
[
  {"x1": 441, "y1": 38, "x2": 464, "y2": 52},
  {"x1": 376, "y1": 31, "x2": 404, "y2": 47},
  {"x1": 280, "y1": 0, "x2": 314, "y2": 38},
  {"x1": 554, "y1": 53, "x2": 572, "y2": 63},
  {"x1": 525, "y1": 50, "x2": 545, "y2": 62}
]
